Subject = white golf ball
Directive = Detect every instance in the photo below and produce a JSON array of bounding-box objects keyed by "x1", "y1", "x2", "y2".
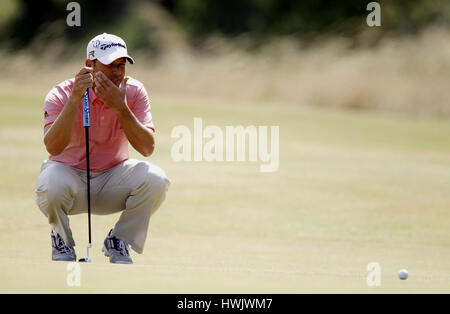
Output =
[{"x1": 398, "y1": 269, "x2": 408, "y2": 280}]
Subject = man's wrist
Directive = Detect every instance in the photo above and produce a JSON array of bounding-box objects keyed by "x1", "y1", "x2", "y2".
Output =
[
  {"x1": 68, "y1": 92, "x2": 83, "y2": 107},
  {"x1": 113, "y1": 100, "x2": 131, "y2": 118}
]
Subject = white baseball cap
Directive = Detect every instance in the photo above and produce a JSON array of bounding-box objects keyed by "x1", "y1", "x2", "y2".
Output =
[{"x1": 86, "y1": 33, "x2": 134, "y2": 65}]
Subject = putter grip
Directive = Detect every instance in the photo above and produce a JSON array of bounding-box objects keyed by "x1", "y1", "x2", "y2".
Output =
[{"x1": 83, "y1": 89, "x2": 90, "y2": 127}]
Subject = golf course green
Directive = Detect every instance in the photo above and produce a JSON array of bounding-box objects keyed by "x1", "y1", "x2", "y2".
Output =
[{"x1": 1, "y1": 88, "x2": 449, "y2": 293}]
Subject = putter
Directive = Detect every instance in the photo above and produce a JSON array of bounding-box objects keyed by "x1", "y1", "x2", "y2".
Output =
[{"x1": 79, "y1": 88, "x2": 92, "y2": 263}]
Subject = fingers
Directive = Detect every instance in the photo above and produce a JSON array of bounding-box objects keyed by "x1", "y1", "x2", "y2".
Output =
[
  {"x1": 70, "y1": 67, "x2": 94, "y2": 99},
  {"x1": 119, "y1": 77, "x2": 129, "y2": 91},
  {"x1": 78, "y1": 67, "x2": 93, "y2": 75},
  {"x1": 76, "y1": 66, "x2": 94, "y2": 83},
  {"x1": 77, "y1": 72, "x2": 93, "y2": 81},
  {"x1": 76, "y1": 73, "x2": 94, "y2": 89},
  {"x1": 93, "y1": 74, "x2": 107, "y2": 90},
  {"x1": 94, "y1": 80, "x2": 106, "y2": 96},
  {"x1": 94, "y1": 71, "x2": 115, "y2": 88},
  {"x1": 94, "y1": 72, "x2": 119, "y2": 99}
]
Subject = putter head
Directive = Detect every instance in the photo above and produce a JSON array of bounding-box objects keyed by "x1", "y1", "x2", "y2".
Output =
[{"x1": 78, "y1": 243, "x2": 92, "y2": 263}]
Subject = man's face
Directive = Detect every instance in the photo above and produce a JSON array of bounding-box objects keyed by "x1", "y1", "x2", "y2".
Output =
[{"x1": 88, "y1": 57, "x2": 127, "y2": 87}]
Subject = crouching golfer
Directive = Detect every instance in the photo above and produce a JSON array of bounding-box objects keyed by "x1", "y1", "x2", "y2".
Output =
[{"x1": 35, "y1": 33, "x2": 170, "y2": 264}]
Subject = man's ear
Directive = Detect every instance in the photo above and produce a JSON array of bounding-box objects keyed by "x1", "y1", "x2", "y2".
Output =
[{"x1": 85, "y1": 59, "x2": 94, "y2": 67}]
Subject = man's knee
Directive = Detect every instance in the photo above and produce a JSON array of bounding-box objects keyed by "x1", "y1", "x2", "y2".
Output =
[
  {"x1": 134, "y1": 161, "x2": 170, "y2": 197},
  {"x1": 36, "y1": 162, "x2": 78, "y2": 212}
]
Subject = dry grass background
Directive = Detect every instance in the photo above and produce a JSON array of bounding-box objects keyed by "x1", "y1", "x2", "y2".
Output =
[
  {"x1": 1, "y1": 17, "x2": 450, "y2": 293},
  {"x1": 1, "y1": 25, "x2": 449, "y2": 116},
  {"x1": 136, "y1": 26, "x2": 450, "y2": 115}
]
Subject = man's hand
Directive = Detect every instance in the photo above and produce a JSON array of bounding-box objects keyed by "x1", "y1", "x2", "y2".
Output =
[
  {"x1": 93, "y1": 71, "x2": 154, "y2": 157},
  {"x1": 44, "y1": 66, "x2": 93, "y2": 155},
  {"x1": 71, "y1": 67, "x2": 94, "y2": 100},
  {"x1": 94, "y1": 71, "x2": 129, "y2": 114}
]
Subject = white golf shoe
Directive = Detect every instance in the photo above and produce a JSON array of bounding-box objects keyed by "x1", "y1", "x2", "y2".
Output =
[
  {"x1": 51, "y1": 229, "x2": 76, "y2": 262},
  {"x1": 102, "y1": 230, "x2": 133, "y2": 264}
]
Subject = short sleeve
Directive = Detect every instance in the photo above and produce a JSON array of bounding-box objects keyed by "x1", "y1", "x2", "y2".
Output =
[
  {"x1": 131, "y1": 85, "x2": 155, "y2": 132},
  {"x1": 43, "y1": 87, "x2": 65, "y2": 128}
]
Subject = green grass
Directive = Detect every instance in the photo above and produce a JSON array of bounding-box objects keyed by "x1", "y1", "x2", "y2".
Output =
[{"x1": 0, "y1": 89, "x2": 450, "y2": 293}]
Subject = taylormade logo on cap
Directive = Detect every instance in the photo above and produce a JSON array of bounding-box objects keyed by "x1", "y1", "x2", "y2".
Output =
[
  {"x1": 87, "y1": 33, "x2": 135, "y2": 65},
  {"x1": 99, "y1": 42, "x2": 127, "y2": 50}
]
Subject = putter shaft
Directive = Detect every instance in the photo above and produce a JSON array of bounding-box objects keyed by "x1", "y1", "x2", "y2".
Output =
[{"x1": 82, "y1": 89, "x2": 92, "y2": 261}]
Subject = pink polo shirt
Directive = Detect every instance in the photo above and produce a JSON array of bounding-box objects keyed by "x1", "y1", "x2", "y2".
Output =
[{"x1": 43, "y1": 77, "x2": 155, "y2": 172}]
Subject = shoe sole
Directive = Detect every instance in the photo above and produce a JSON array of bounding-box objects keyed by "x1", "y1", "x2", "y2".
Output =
[
  {"x1": 52, "y1": 257, "x2": 77, "y2": 262},
  {"x1": 102, "y1": 245, "x2": 133, "y2": 264}
]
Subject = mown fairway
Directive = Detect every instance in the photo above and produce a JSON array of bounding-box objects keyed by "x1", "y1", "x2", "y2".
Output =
[{"x1": 1, "y1": 87, "x2": 450, "y2": 293}]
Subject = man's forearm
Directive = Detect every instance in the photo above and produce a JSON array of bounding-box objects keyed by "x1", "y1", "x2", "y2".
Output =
[
  {"x1": 44, "y1": 95, "x2": 80, "y2": 156},
  {"x1": 115, "y1": 104, "x2": 155, "y2": 157}
]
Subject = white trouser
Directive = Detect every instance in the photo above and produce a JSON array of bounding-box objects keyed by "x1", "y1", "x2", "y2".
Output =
[{"x1": 35, "y1": 159, "x2": 170, "y2": 254}]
